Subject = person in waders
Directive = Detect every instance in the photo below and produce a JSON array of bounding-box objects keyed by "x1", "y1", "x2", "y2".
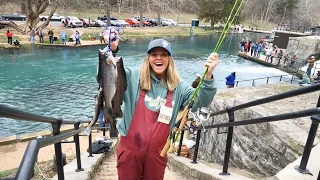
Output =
[{"x1": 108, "y1": 36, "x2": 218, "y2": 179}]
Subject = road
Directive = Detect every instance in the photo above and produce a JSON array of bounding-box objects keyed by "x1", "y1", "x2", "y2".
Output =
[
  {"x1": 13, "y1": 20, "x2": 63, "y2": 27},
  {"x1": 12, "y1": 21, "x2": 211, "y2": 28}
]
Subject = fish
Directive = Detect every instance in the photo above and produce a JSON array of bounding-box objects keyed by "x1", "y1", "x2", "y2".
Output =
[
  {"x1": 84, "y1": 52, "x2": 126, "y2": 137},
  {"x1": 100, "y1": 52, "x2": 127, "y2": 138}
]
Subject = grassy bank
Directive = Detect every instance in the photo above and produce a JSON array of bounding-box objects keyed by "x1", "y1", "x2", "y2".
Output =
[{"x1": 0, "y1": 26, "x2": 215, "y2": 48}]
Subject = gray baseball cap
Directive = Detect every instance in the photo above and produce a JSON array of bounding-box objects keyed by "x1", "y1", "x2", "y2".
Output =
[{"x1": 147, "y1": 39, "x2": 172, "y2": 56}]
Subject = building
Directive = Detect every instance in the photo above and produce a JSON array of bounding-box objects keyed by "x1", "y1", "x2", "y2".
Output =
[{"x1": 311, "y1": 26, "x2": 320, "y2": 36}]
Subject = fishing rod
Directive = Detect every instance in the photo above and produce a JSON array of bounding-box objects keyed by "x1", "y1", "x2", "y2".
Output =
[{"x1": 160, "y1": 0, "x2": 245, "y2": 157}]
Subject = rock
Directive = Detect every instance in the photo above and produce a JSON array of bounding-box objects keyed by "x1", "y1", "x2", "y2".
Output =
[{"x1": 286, "y1": 36, "x2": 320, "y2": 60}]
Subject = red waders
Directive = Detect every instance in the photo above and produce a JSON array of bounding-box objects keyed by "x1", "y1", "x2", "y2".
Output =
[{"x1": 117, "y1": 90, "x2": 174, "y2": 180}]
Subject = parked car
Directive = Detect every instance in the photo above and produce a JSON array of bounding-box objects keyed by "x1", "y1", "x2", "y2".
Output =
[
  {"x1": 90, "y1": 20, "x2": 99, "y2": 27},
  {"x1": 2, "y1": 13, "x2": 26, "y2": 21},
  {"x1": 0, "y1": 14, "x2": 6, "y2": 29},
  {"x1": 62, "y1": 16, "x2": 83, "y2": 28},
  {"x1": 162, "y1": 19, "x2": 177, "y2": 26},
  {"x1": 95, "y1": 20, "x2": 106, "y2": 27},
  {"x1": 98, "y1": 15, "x2": 117, "y2": 21},
  {"x1": 80, "y1": 18, "x2": 98, "y2": 27},
  {"x1": 39, "y1": 13, "x2": 65, "y2": 21},
  {"x1": 146, "y1": 18, "x2": 157, "y2": 26},
  {"x1": 155, "y1": 17, "x2": 167, "y2": 26},
  {"x1": 114, "y1": 20, "x2": 130, "y2": 27},
  {"x1": 138, "y1": 20, "x2": 151, "y2": 27},
  {"x1": 125, "y1": 18, "x2": 139, "y2": 27},
  {"x1": 132, "y1": 16, "x2": 146, "y2": 20}
]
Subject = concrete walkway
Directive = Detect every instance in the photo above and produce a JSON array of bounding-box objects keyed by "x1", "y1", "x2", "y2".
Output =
[
  {"x1": 92, "y1": 153, "x2": 184, "y2": 180},
  {"x1": 276, "y1": 143, "x2": 320, "y2": 180},
  {"x1": 237, "y1": 52, "x2": 304, "y2": 78}
]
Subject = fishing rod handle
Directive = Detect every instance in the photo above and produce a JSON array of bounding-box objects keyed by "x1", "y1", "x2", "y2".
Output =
[
  {"x1": 160, "y1": 140, "x2": 171, "y2": 157},
  {"x1": 160, "y1": 126, "x2": 179, "y2": 157}
]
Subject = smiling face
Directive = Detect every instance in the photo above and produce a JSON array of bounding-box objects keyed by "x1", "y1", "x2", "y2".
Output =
[{"x1": 149, "y1": 47, "x2": 169, "y2": 78}]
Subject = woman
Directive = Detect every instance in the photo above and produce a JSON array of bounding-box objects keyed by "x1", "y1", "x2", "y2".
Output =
[
  {"x1": 29, "y1": 28, "x2": 36, "y2": 44},
  {"x1": 6, "y1": 30, "x2": 13, "y2": 45},
  {"x1": 110, "y1": 38, "x2": 218, "y2": 179},
  {"x1": 38, "y1": 28, "x2": 44, "y2": 43},
  {"x1": 225, "y1": 72, "x2": 236, "y2": 88},
  {"x1": 277, "y1": 50, "x2": 283, "y2": 66},
  {"x1": 74, "y1": 30, "x2": 81, "y2": 45}
]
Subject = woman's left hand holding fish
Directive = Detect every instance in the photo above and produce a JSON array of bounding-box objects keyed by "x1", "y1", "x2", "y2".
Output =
[{"x1": 204, "y1": 53, "x2": 219, "y2": 80}]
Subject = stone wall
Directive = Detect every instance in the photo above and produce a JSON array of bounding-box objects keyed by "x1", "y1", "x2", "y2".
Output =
[
  {"x1": 198, "y1": 83, "x2": 320, "y2": 177},
  {"x1": 286, "y1": 36, "x2": 320, "y2": 61}
]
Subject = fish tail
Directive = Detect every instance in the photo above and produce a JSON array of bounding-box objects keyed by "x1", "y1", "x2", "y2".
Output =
[{"x1": 104, "y1": 108, "x2": 114, "y2": 123}]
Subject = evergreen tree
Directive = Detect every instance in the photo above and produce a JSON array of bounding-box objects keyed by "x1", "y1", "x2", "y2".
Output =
[{"x1": 197, "y1": 0, "x2": 237, "y2": 27}]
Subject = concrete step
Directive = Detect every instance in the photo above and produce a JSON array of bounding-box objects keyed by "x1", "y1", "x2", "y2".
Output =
[
  {"x1": 92, "y1": 153, "x2": 184, "y2": 180},
  {"x1": 276, "y1": 143, "x2": 320, "y2": 180}
]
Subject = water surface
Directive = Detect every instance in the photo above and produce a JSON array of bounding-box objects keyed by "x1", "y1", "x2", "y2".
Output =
[{"x1": 0, "y1": 33, "x2": 291, "y2": 137}]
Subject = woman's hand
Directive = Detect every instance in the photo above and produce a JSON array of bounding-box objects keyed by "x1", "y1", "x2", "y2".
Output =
[{"x1": 204, "y1": 53, "x2": 219, "y2": 80}]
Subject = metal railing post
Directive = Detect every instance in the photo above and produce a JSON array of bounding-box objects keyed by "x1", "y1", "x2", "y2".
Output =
[
  {"x1": 220, "y1": 106, "x2": 235, "y2": 176},
  {"x1": 52, "y1": 120, "x2": 65, "y2": 180},
  {"x1": 290, "y1": 74, "x2": 295, "y2": 84},
  {"x1": 279, "y1": 75, "x2": 283, "y2": 82},
  {"x1": 103, "y1": 126, "x2": 106, "y2": 137},
  {"x1": 295, "y1": 95, "x2": 320, "y2": 174},
  {"x1": 295, "y1": 116, "x2": 319, "y2": 174},
  {"x1": 88, "y1": 132, "x2": 93, "y2": 157},
  {"x1": 191, "y1": 129, "x2": 201, "y2": 164},
  {"x1": 177, "y1": 130, "x2": 185, "y2": 156},
  {"x1": 74, "y1": 121, "x2": 84, "y2": 172}
]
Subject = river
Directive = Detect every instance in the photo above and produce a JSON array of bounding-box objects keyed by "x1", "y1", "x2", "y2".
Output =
[{"x1": 0, "y1": 33, "x2": 292, "y2": 137}]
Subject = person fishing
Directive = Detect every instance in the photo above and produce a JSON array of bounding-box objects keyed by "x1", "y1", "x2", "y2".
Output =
[{"x1": 106, "y1": 36, "x2": 218, "y2": 179}]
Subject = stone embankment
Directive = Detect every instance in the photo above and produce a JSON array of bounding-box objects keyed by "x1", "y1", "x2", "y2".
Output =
[
  {"x1": 286, "y1": 36, "x2": 320, "y2": 60},
  {"x1": 199, "y1": 83, "x2": 319, "y2": 176}
]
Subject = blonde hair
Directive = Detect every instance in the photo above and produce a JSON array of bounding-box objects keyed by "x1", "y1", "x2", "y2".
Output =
[{"x1": 140, "y1": 55, "x2": 180, "y2": 91}]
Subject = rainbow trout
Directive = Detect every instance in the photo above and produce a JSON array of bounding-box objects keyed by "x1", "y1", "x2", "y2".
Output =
[
  {"x1": 101, "y1": 52, "x2": 126, "y2": 137},
  {"x1": 85, "y1": 52, "x2": 126, "y2": 137}
]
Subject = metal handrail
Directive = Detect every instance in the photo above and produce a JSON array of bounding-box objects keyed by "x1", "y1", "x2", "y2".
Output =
[
  {"x1": 203, "y1": 108, "x2": 320, "y2": 130},
  {"x1": 178, "y1": 83, "x2": 320, "y2": 177},
  {"x1": 0, "y1": 104, "x2": 90, "y2": 124},
  {"x1": 15, "y1": 128, "x2": 84, "y2": 180},
  {"x1": 0, "y1": 105, "x2": 96, "y2": 180},
  {"x1": 211, "y1": 83, "x2": 320, "y2": 116},
  {"x1": 235, "y1": 74, "x2": 291, "y2": 87}
]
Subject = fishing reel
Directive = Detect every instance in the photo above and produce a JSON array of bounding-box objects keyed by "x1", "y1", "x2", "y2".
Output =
[{"x1": 190, "y1": 107, "x2": 212, "y2": 132}]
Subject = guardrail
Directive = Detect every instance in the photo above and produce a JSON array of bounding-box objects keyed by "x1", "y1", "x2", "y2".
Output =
[
  {"x1": 235, "y1": 74, "x2": 294, "y2": 87},
  {"x1": 0, "y1": 105, "x2": 104, "y2": 180},
  {"x1": 176, "y1": 83, "x2": 320, "y2": 176}
]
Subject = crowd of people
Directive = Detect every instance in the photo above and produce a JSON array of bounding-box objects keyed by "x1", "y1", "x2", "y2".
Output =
[
  {"x1": 4, "y1": 28, "x2": 82, "y2": 46},
  {"x1": 239, "y1": 38, "x2": 318, "y2": 85}
]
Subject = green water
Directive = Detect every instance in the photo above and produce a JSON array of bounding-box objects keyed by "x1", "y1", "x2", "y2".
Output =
[{"x1": 0, "y1": 33, "x2": 291, "y2": 137}]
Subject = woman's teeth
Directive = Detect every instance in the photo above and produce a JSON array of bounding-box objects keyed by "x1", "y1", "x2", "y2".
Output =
[{"x1": 155, "y1": 63, "x2": 163, "y2": 66}]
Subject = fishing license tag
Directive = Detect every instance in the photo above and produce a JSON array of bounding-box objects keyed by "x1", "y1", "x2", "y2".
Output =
[{"x1": 157, "y1": 105, "x2": 173, "y2": 124}]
